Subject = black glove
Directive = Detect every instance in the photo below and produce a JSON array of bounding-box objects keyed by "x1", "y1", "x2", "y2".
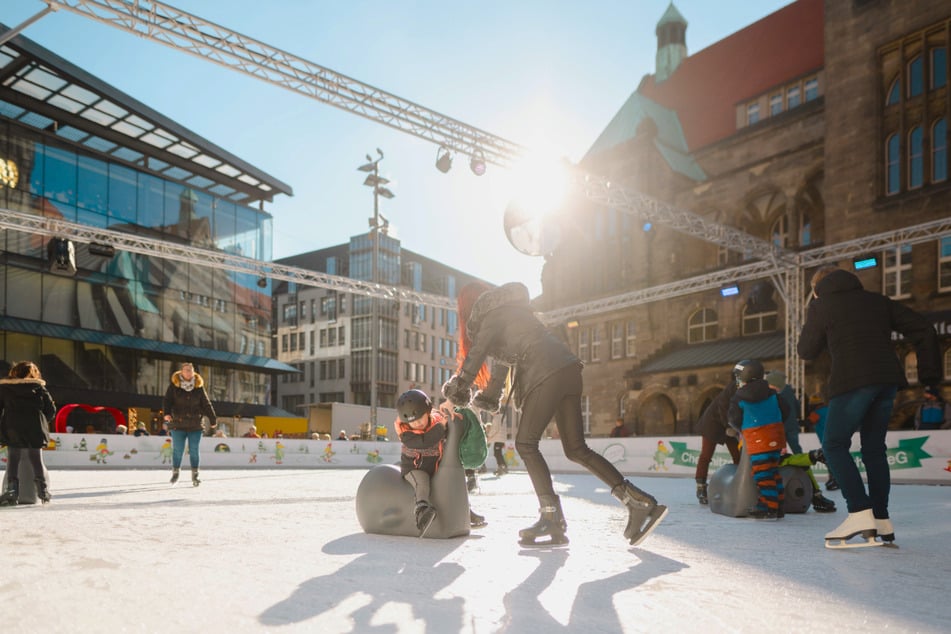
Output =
[
  {"x1": 208, "y1": 419, "x2": 218, "y2": 429},
  {"x1": 442, "y1": 374, "x2": 472, "y2": 407},
  {"x1": 472, "y1": 389, "x2": 503, "y2": 414}
]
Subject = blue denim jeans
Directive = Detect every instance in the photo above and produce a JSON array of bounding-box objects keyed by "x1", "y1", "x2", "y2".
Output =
[
  {"x1": 170, "y1": 429, "x2": 203, "y2": 469},
  {"x1": 823, "y1": 384, "x2": 897, "y2": 517}
]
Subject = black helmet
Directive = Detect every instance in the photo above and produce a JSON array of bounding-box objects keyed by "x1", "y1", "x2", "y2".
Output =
[
  {"x1": 733, "y1": 359, "x2": 764, "y2": 384},
  {"x1": 397, "y1": 389, "x2": 432, "y2": 423}
]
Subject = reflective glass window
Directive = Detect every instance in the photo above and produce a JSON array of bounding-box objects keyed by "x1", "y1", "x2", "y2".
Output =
[
  {"x1": 76, "y1": 154, "x2": 107, "y2": 213},
  {"x1": 137, "y1": 173, "x2": 165, "y2": 230},
  {"x1": 886, "y1": 77, "x2": 900, "y2": 105},
  {"x1": 43, "y1": 144, "x2": 76, "y2": 206},
  {"x1": 908, "y1": 56, "x2": 923, "y2": 97},
  {"x1": 932, "y1": 47, "x2": 947, "y2": 90},
  {"x1": 934, "y1": 118, "x2": 948, "y2": 183},
  {"x1": 108, "y1": 162, "x2": 137, "y2": 224},
  {"x1": 908, "y1": 126, "x2": 923, "y2": 189},
  {"x1": 886, "y1": 134, "x2": 900, "y2": 194}
]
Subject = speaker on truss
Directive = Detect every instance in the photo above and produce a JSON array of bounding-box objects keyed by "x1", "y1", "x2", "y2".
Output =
[{"x1": 47, "y1": 238, "x2": 76, "y2": 276}]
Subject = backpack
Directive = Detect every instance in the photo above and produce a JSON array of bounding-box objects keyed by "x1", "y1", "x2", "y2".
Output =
[{"x1": 457, "y1": 407, "x2": 488, "y2": 469}]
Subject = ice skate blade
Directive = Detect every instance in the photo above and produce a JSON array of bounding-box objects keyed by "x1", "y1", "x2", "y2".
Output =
[
  {"x1": 518, "y1": 535, "x2": 569, "y2": 548},
  {"x1": 628, "y1": 505, "x2": 669, "y2": 547},
  {"x1": 417, "y1": 511, "x2": 437, "y2": 539},
  {"x1": 825, "y1": 533, "x2": 883, "y2": 549}
]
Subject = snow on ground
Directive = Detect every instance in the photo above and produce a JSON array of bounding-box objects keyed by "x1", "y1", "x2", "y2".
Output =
[{"x1": 0, "y1": 468, "x2": 947, "y2": 633}]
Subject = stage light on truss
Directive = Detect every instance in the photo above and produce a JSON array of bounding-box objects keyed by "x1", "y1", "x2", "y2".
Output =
[
  {"x1": 720, "y1": 284, "x2": 740, "y2": 297},
  {"x1": 469, "y1": 149, "x2": 486, "y2": 176},
  {"x1": 435, "y1": 146, "x2": 453, "y2": 173}
]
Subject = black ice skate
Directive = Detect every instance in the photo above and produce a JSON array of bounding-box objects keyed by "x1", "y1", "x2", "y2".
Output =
[
  {"x1": 811, "y1": 491, "x2": 836, "y2": 513},
  {"x1": 415, "y1": 501, "x2": 437, "y2": 538},
  {"x1": 469, "y1": 508, "x2": 487, "y2": 528},
  {"x1": 35, "y1": 478, "x2": 51, "y2": 504},
  {"x1": 0, "y1": 480, "x2": 19, "y2": 506},
  {"x1": 518, "y1": 495, "x2": 568, "y2": 547},
  {"x1": 612, "y1": 480, "x2": 668, "y2": 546},
  {"x1": 825, "y1": 509, "x2": 881, "y2": 549},
  {"x1": 695, "y1": 481, "x2": 708, "y2": 505},
  {"x1": 192, "y1": 469, "x2": 201, "y2": 487},
  {"x1": 747, "y1": 505, "x2": 780, "y2": 520},
  {"x1": 170, "y1": 469, "x2": 180, "y2": 485}
]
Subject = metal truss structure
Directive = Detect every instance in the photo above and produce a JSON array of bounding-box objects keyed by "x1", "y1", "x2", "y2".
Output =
[
  {"x1": 33, "y1": 0, "x2": 785, "y2": 264},
  {"x1": 38, "y1": 0, "x2": 522, "y2": 168},
  {"x1": 5, "y1": 1, "x2": 948, "y2": 398},
  {"x1": 0, "y1": 206, "x2": 457, "y2": 309}
]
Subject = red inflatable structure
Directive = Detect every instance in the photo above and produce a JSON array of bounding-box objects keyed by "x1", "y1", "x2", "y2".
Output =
[{"x1": 54, "y1": 404, "x2": 126, "y2": 433}]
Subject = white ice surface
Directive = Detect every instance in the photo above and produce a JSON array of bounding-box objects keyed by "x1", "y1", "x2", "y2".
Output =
[{"x1": 1, "y1": 469, "x2": 947, "y2": 633}]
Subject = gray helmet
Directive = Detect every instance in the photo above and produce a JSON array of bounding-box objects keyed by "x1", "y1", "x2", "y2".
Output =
[
  {"x1": 733, "y1": 359, "x2": 764, "y2": 384},
  {"x1": 397, "y1": 389, "x2": 432, "y2": 423}
]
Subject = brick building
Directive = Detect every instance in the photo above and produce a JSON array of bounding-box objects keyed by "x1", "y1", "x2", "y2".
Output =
[{"x1": 536, "y1": 0, "x2": 951, "y2": 436}]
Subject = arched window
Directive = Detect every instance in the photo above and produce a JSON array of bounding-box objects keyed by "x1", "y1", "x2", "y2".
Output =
[
  {"x1": 687, "y1": 308, "x2": 718, "y2": 344},
  {"x1": 934, "y1": 118, "x2": 948, "y2": 183},
  {"x1": 886, "y1": 133, "x2": 900, "y2": 195},
  {"x1": 932, "y1": 46, "x2": 947, "y2": 90},
  {"x1": 908, "y1": 56, "x2": 923, "y2": 98},
  {"x1": 908, "y1": 126, "x2": 923, "y2": 189},
  {"x1": 800, "y1": 213, "x2": 812, "y2": 246},
  {"x1": 886, "y1": 76, "x2": 900, "y2": 105},
  {"x1": 770, "y1": 214, "x2": 789, "y2": 248}
]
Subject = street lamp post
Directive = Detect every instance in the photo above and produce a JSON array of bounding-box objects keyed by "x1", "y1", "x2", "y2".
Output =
[{"x1": 357, "y1": 149, "x2": 394, "y2": 431}]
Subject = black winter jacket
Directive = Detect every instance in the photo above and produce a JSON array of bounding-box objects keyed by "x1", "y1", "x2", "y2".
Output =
[
  {"x1": 162, "y1": 371, "x2": 216, "y2": 432},
  {"x1": 798, "y1": 269, "x2": 940, "y2": 398},
  {"x1": 451, "y1": 283, "x2": 580, "y2": 408},
  {"x1": 698, "y1": 381, "x2": 738, "y2": 443},
  {"x1": 0, "y1": 378, "x2": 56, "y2": 449}
]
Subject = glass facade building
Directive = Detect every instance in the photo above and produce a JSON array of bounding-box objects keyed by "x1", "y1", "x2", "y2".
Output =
[{"x1": 0, "y1": 28, "x2": 295, "y2": 423}]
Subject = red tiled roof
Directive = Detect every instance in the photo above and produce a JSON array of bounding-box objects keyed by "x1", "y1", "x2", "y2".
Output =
[{"x1": 638, "y1": 0, "x2": 823, "y2": 151}]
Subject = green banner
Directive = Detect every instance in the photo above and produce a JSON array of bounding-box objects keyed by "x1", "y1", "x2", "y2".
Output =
[{"x1": 667, "y1": 437, "x2": 932, "y2": 472}]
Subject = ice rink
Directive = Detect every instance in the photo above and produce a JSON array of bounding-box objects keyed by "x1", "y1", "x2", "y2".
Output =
[{"x1": 0, "y1": 468, "x2": 947, "y2": 633}]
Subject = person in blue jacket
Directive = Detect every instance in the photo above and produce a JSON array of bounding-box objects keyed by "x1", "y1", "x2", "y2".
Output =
[{"x1": 728, "y1": 359, "x2": 789, "y2": 520}]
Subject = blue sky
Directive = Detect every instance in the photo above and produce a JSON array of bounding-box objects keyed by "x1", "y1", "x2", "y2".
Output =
[{"x1": 2, "y1": 0, "x2": 792, "y2": 296}]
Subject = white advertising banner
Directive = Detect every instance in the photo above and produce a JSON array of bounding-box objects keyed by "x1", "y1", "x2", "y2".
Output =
[{"x1": 4, "y1": 430, "x2": 949, "y2": 485}]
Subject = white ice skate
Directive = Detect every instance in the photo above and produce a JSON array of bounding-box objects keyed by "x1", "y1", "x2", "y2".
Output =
[
  {"x1": 825, "y1": 509, "x2": 881, "y2": 549},
  {"x1": 875, "y1": 517, "x2": 898, "y2": 548}
]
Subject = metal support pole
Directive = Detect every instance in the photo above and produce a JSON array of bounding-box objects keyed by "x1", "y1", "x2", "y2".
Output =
[
  {"x1": 0, "y1": 6, "x2": 57, "y2": 48},
  {"x1": 370, "y1": 162, "x2": 379, "y2": 431}
]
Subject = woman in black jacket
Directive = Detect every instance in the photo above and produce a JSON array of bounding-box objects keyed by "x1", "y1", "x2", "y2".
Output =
[
  {"x1": 162, "y1": 362, "x2": 217, "y2": 486},
  {"x1": 0, "y1": 361, "x2": 56, "y2": 505},
  {"x1": 798, "y1": 266, "x2": 939, "y2": 547},
  {"x1": 441, "y1": 281, "x2": 667, "y2": 547}
]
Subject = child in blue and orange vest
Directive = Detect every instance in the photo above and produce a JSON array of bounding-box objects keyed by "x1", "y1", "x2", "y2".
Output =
[
  {"x1": 728, "y1": 359, "x2": 790, "y2": 519},
  {"x1": 394, "y1": 389, "x2": 447, "y2": 536}
]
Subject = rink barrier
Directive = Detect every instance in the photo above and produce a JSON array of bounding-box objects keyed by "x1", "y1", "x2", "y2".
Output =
[{"x1": 2, "y1": 430, "x2": 949, "y2": 485}]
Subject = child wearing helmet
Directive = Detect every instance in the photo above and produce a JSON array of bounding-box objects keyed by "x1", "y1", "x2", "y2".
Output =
[
  {"x1": 727, "y1": 359, "x2": 790, "y2": 519},
  {"x1": 394, "y1": 389, "x2": 447, "y2": 536}
]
